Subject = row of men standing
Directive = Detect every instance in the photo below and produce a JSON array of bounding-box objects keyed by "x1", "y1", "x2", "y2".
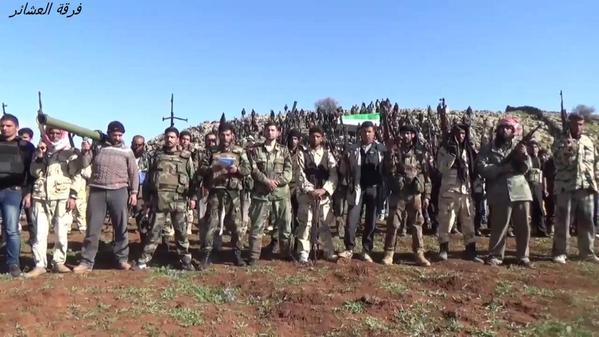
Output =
[{"x1": 0, "y1": 111, "x2": 597, "y2": 277}]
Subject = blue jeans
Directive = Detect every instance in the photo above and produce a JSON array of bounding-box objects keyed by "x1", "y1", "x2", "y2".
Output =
[{"x1": 0, "y1": 187, "x2": 23, "y2": 266}]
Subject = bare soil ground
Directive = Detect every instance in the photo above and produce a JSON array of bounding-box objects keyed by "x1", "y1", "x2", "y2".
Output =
[{"x1": 1, "y1": 221, "x2": 598, "y2": 337}]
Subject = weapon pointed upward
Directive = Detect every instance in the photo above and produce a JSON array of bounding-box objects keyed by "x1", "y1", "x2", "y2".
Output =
[{"x1": 38, "y1": 91, "x2": 43, "y2": 115}]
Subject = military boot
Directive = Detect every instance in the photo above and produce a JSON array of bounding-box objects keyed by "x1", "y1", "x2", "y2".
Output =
[
  {"x1": 198, "y1": 252, "x2": 211, "y2": 271},
  {"x1": 181, "y1": 254, "x2": 195, "y2": 271},
  {"x1": 279, "y1": 239, "x2": 292, "y2": 261},
  {"x1": 382, "y1": 250, "x2": 394, "y2": 266},
  {"x1": 269, "y1": 238, "x2": 280, "y2": 255},
  {"x1": 464, "y1": 243, "x2": 484, "y2": 263},
  {"x1": 248, "y1": 237, "x2": 263, "y2": 262},
  {"x1": 415, "y1": 251, "x2": 431, "y2": 267},
  {"x1": 438, "y1": 242, "x2": 449, "y2": 261},
  {"x1": 233, "y1": 249, "x2": 247, "y2": 267}
]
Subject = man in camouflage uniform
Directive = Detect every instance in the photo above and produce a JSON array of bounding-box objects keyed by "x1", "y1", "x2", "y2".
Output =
[
  {"x1": 436, "y1": 124, "x2": 483, "y2": 263},
  {"x1": 296, "y1": 126, "x2": 338, "y2": 263},
  {"x1": 526, "y1": 139, "x2": 548, "y2": 237},
  {"x1": 131, "y1": 135, "x2": 151, "y2": 241},
  {"x1": 179, "y1": 131, "x2": 197, "y2": 236},
  {"x1": 136, "y1": 127, "x2": 196, "y2": 270},
  {"x1": 552, "y1": 113, "x2": 599, "y2": 264},
  {"x1": 246, "y1": 121, "x2": 293, "y2": 265},
  {"x1": 476, "y1": 116, "x2": 533, "y2": 267},
  {"x1": 197, "y1": 122, "x2": 251, "y2": 268},
  {"x1": 381, "y1": 125, "x2": 431, "y2": 267},
  {"x1": 25, "y1": 127, "x2": 81, "y2": 277}
]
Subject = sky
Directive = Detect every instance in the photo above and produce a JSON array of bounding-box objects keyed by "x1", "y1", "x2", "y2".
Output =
[{"x1": 1, "y1": 0, "x2": 597, "y2": 142}]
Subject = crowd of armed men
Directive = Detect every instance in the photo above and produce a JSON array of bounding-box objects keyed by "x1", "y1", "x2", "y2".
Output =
[{"x1": 0, "y1": 98, "x2": 598, "y2": 278}]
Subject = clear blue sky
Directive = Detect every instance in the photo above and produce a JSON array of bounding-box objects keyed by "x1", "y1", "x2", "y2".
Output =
[{"x1": 1, "y1": 0, "x2": 597, "y2": 141}]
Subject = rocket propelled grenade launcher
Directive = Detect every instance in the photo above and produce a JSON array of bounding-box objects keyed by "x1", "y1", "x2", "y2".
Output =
[{"x1": 36, "y1": 92, "x2": 107, "y2": 142}]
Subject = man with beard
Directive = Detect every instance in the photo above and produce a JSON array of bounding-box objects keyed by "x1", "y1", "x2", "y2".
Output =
[
  {"x1": 17, "y1": 128, "x2": 35, "y2": 242},
  {"x1": 73, "y1": 121, "x2": 139, "y2": 273},
  {"x1": 552, "y1": 113, "x2": 599, "y2": 264},
  {"x1": 338, "y1": 121, "x2": 385, "y2": 262},
  {"x1": 381, "y1": 125, "x2": 431, "y2": 267},
  {"x1": 246, "y1": 121, "x2": 293, "y2": 265},
  {"x1": 131, "y1": 135, "x2": 150, "y2": 241},
  {"x1": 0, "y1": 114, "x2": 35, "y2": 277},
  {"x1": 136, "y1": 127, "x2": 196, "y2": 270},
  {"x1": 436, "y1": 124, "x2": 483, "y2": 263},
  {"x1": 197, "y1": 122, "x2": 251, "y2": 269},
  {"x1": 526, "y1": 140, "x2": 548, "y2": 237},
  {"x1": 476, "y1": 116, "x2": 533, "y2": 267},
  {"x1": 287, "y1": 129, "x2": 303, "y2": 230},
  {"x1": 296, "y1": 126, "x2": 338, "y2": 263},
  {"x1": 25, "y1": 127, "x2": 81, "y2": 277},
  {"x1": 179, "y1": 131, "x2": 196, "y2": 236}
]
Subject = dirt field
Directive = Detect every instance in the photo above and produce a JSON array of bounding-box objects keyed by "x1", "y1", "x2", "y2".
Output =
[{"x1": 1, "y1": 222, "x2": 598, "y2": 337}]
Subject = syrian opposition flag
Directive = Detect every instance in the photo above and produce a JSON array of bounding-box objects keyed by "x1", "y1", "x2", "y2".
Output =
[{"x1": 340, "y1": 113, "x2": 380, "y2": 127}]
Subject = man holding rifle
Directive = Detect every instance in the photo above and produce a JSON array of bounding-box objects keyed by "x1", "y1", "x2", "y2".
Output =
[
  {"x1": 552, "y1": 113, "x2": 599, "y2": 264},
  {"x1": 476, "y1": 116, "x2": 535, "y2": 267},
  {"x1": 295, "y1": 126, "x2": 338, "y2": 263}
]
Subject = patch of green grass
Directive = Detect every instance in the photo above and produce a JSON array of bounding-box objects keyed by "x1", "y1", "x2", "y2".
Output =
[
  {"x1": 281, "y1": 274, "x2": 315, "y2": 285},
  {"x1": 363, "y1": 316, "x2": 389, "y2": 332},
  {"x1": 343, "y1": 300, "x2": 366, "y2": 314},
  {"x1": 523, "y1": 320, "x2": 594, "y2": 337},
  {"x1": 523, "y1": 285, "x2": 555, "y2": 298},
  {"x1": 170, "y1": 307, "x2": 203, "y2": 327},
  {"x1": 393, "y1": 302, "x2": 435, "y2": 336},
  {"x1": 177, "y1": 281, "x2": 238, "y2": 304},
  {"x1": 160, "y1": 287, "x2": 177, "y2": 301},
  {"x1": 380, "y1": 280, "x2": 407, "y2": 296},
  {"x1": 494, "y1": 280, "x2": 513, "y2": 297}
]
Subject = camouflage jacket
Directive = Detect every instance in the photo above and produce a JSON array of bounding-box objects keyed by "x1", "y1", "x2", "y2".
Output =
[
  {"x1": 198, "y1": 144, "x2": 251, "y2": 191},
  {"x1": 248, "y1": 142, "x2": 293, "y2": 201},
  {"x1": 476, "y1": 140, "x2": 532, "y2": 205},
  {"x1": 30, "y1": 148, "x2": 82, "y2": 201},
  {"x1": 143, "y1": 148, "x2": 195, "y2": 212},
  {"x1": 552, "y1": 134, "x2": 598, "y2": 193},
  {"x1": 383, "y1": 143, "x2": 431, "y2": 200}
]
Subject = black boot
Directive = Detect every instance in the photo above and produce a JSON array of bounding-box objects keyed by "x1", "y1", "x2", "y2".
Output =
[
  {"x1": 465, "y1": 243, "x2": 484, "y2": 263},
  {"x1": 279, "y1": 240, "x2": 292, "y2": 261},
  {"x1": 233, "y1": 249, "x2": 246, "y2": 267},
  {"x1": 438, "y1": 242, "x2": 449, "y2": 261}
]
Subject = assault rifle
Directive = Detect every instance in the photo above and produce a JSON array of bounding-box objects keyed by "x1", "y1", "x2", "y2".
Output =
[
  {"x1": 560, "y1": 90, "x2": 570, "y2": 137},
  {"x1": 500, "y1": 124, "x2": 542, "y2": 165}
]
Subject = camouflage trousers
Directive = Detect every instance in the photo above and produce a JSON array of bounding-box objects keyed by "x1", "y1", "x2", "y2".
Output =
[
  {"x1": 248, "y1": 198, "x2": 292, "y2": 260},
  {"x1": 383, "y1": 193, "x2": 425, "y2": 254},
  {"x1": 200, "y1": 189, "x2": 243, "y2": 254},
  {"x1": 64, "y1": 187, "x2": 88, "y2": 232},
  {"x1": 552, "y1": 189, "x2": 596, "y2": 258},
  {"x1": 488, "y1": 201, "x2": 530, "y2": 261},
  {"x1": 139, "y1": 210, "x2": 190, "y2": 264},
  {"x1": 437, "y1": 191, "x2": 476, "y2": 245}
]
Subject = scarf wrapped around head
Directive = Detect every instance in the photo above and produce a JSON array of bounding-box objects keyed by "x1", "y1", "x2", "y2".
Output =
[
  {"x1": 38, "y1": 123, "x2": 71, "y2": 155},
  {"x1": 497, "y1": 115, "x2": 522, "y2": 136}
]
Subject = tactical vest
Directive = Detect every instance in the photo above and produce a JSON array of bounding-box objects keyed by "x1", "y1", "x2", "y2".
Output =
[
  {"x1": 151, "y1": 150, "x2": 191, "y2": 195},
  {"x1": 304, "y1": 149, "x2": 330, "y2": 189},
  {"x1": 0, "y1": 141, "x2": 25, "y2": 181}
]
